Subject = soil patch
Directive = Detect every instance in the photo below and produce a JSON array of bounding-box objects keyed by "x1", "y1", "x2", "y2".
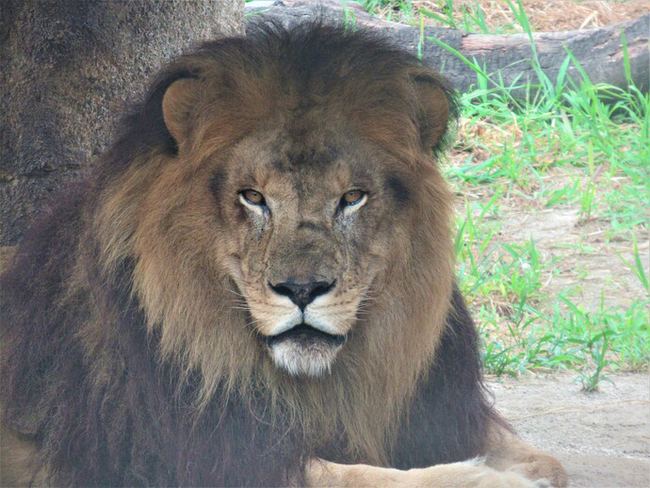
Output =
[
  {"x1": 495, "y1": 199, "x2": 648, "y2": 312},
  {"x1": 489, "y1": 372, "x2": 650, "y2": 487}
]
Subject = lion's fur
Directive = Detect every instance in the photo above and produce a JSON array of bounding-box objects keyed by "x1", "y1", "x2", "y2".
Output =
[{"x1": 0, "y1": 22, "x2": 499, "y2": 486}]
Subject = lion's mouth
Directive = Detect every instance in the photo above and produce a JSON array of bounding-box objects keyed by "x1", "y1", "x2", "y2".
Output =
[
  {"x1": 263, "y1": 323, "x2": 347, "y2": 376},
  {"x1": 264, "y1": 323, "x2": 347, "y2": 348}
]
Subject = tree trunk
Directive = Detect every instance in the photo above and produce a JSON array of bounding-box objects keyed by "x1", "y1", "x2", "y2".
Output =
[
  {"x1": 250, "y1": 1, "x2": 649, "y2": 97},
  {"x1": 0, "y1": 0, "x2": 244, "y2": 245}
]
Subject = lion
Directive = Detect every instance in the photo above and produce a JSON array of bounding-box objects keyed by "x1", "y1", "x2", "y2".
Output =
[{"x1": 0, "y1": 22, "x2": 568, "y2": 487}]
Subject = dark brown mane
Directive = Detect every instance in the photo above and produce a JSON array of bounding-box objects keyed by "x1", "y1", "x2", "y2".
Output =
[
  {"x1": 100, "y1": 20, "x2": 457, "y2": 182},
  {"x1": 0, "y1": 21, "x2": 493, "y2": 487}
]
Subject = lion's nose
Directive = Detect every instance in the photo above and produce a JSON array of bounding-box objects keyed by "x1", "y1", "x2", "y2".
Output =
[{"x1": 269, "y1": 278, "x2": 335, "y2": 310}]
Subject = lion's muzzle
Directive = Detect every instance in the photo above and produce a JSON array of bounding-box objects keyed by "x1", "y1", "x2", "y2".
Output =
[{"x1": 256, "y1": 277, "x2": 352, "y2": 376}]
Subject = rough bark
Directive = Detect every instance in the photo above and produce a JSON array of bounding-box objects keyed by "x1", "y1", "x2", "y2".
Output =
[
  {"x1": 0, "y1": 0, "x2": 244, "y2": 245},
  {"x1": 248, "y1": 1, "x2": 649, "y2": 96}
]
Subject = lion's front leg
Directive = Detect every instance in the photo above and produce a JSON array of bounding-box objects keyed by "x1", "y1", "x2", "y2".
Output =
[
  {"x1": 305, "y1": 458, "x2": 551, "y2": 488},
  {"x1": 484, "y1": 422, "x2": 568, "y2": 487}
]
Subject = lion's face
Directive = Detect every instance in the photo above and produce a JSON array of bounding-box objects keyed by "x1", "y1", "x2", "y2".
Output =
[
  {"x1": 209, "y1": 120, "x2": 412, "y2": 376},
  {"x1": 127, "y1": 44, "x2": 453, "y2": 382}
]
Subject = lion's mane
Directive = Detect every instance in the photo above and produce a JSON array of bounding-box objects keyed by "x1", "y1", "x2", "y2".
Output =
[{"x1": 1, "y1": 22, "x2": 496, "y2": 486}]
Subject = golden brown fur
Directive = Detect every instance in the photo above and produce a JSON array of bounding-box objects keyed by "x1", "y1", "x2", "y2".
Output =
[{"x1": 0, "y1": 22, "x2": 567, "y2": 486}]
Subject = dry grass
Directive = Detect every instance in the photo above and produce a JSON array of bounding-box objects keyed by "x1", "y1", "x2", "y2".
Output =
[{"x1": 374, "y1": 0, "x2": 648, "y2": 32}]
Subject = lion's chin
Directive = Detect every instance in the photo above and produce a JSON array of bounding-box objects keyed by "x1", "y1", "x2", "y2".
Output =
[{"x1": 265, "y1": 324, "x2": 346, "y2": 376}]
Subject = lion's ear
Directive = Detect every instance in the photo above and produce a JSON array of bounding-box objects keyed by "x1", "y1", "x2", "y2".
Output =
[
  {"x1": 411, "y1": 74, "x2": 452, "y2": 153},
  {"x1": 162, "y1": 78, "x2": 200, "y2": 147}
]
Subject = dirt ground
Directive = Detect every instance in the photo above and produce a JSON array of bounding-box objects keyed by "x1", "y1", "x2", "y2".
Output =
[
  {"x1": 494, "y1": 200, "x2": 647, "y2": 312},
  {"x1": 490, "y1": 372, "x2": 650, "y2": 487},
  {"x1": 401, "y1": 1, "x2": 649, "y2": 31}
]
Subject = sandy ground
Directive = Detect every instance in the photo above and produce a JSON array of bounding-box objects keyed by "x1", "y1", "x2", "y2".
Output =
[{"x1": 490, "y1": 372, "x2": 650, "y2": 487}]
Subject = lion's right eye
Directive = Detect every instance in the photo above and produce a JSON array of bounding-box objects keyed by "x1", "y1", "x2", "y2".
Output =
[{"x1": 241, "y1": 189, "x2": 265, "y2": 206}]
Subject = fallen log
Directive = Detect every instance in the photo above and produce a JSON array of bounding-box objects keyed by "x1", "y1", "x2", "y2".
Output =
[{"x1": 248, "y1": 1, "x2": 649, "y2": 96}]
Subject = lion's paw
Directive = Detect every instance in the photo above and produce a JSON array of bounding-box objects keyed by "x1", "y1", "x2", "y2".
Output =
[
  {"x1": 460, "y1": 459, "x2": 554, "y2": 488},
  {"x1": 506, "y1": 457, "x2": 568, "y2": 488},
  {"x1": 475, "y1": 471, "x2": 552, "y2": 488},
  {"x1": 305, "y1": 458, "x2": 556, "y2": 488},
  {"x1": 531, "y1": 479, "x2": 553, "y2": 488}
]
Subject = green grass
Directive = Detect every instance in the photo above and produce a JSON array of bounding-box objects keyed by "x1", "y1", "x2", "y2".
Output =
[{"x1": 364, "y1": 0, "x2": 649, "y2": 389}]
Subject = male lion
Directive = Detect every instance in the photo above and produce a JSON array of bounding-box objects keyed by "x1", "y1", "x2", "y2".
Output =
[{"x1": 0, "y1": 23, "x2": 568, "y2": 487}]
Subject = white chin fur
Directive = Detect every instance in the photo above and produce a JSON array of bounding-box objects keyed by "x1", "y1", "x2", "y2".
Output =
[{"x1": 269, "y1": 340, "x2": 341, "y2": 376}]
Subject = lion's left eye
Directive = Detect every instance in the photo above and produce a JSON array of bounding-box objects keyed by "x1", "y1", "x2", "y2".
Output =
[{"x1": 341, "y1": 190, "x2": 366, "y2": 207}]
